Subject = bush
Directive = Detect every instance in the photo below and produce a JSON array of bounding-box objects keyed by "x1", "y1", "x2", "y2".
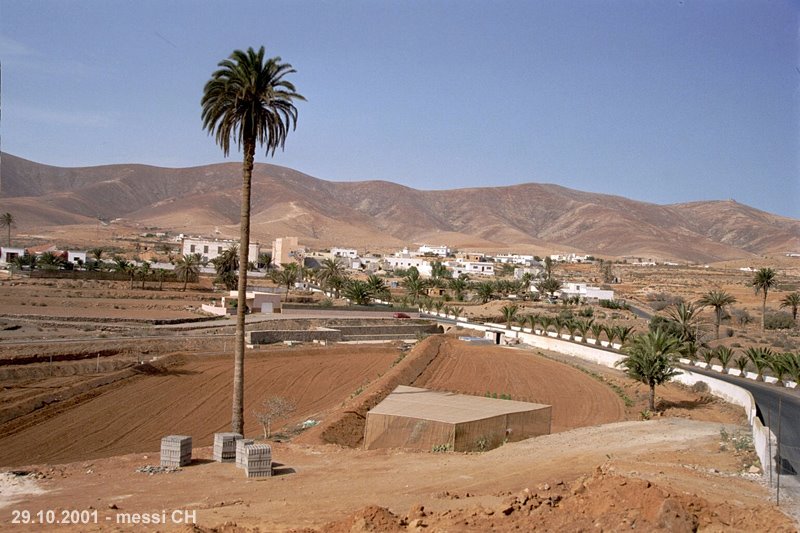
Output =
[
  {"x1": 765, "y1": 311, "x2": 795, "y2": 330},
  {"x1": 600, "y1": 299, "x2": 629, "y2": 310},
  {"x1": 730, "y1": 308, "x2": 752, "y2": 326}
]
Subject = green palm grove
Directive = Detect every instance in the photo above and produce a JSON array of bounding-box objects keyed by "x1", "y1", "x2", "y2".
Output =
[{"x1": 201, "y1": 46, "x2": 304, "y2": 435}]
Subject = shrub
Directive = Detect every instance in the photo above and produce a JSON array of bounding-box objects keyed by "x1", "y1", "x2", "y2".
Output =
[
  {"x1": 764, "y1": 311, "x2": 795, "y2": 330},
  {"x1": 730, "y1": 308, "x2": 752, "y2": 326}
]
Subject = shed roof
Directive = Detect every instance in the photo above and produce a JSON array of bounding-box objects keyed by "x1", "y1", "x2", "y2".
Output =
[{"x1": 368, "y1": 385, "x2": 550, "y2": 424}]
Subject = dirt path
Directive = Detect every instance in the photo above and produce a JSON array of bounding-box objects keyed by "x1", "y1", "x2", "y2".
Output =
[{"x1": 1, "y1": 419, "x2": 792, "y2": 532}]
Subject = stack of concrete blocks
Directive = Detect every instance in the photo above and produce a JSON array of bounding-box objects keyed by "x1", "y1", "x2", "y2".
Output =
[
  {"x1": 160, "y1": 435, "x2": 192, "y2": 467},
  {"x1": 212, "y1": 432, "x2": 242, "y2": 463},
  {"x1": 243, "y1": 443, "x2": 272, "y2": 478},
  {"x1": 235, "y1": 439, "x2": 255, "y2": 469}
]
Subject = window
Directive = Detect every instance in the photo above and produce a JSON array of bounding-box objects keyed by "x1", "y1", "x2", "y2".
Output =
[
  {"x1": 190, "y1": 245, "x2": 195, "y2": 253},
  {"x1": 218, "y1": 246, "x2": 223, "y2": 254},
  {"x1": 203, "y1": 245, "x2": 209, "y2": 254}
]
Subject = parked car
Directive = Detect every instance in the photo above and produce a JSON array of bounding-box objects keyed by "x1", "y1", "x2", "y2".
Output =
[{"x1": 392, "y1": 312, "x2": 410, "y2": 319}]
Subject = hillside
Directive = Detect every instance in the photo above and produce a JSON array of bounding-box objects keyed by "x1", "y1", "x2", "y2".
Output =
[{"x1": 1, "y1": 152, "x2": 798, "y2": 262}]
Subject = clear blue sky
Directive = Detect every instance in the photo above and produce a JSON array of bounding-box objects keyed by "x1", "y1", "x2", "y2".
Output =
[{"x1": 1, "y1": 0, "x2": 798, "y2": 218}]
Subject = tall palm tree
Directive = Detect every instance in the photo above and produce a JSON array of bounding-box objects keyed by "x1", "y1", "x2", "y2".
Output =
[
  {"x1": 780, "y1": 292, "x2": 800, "y2": 322},
  {"x1": 202, "y1": 46, "x2": 304, "y2": 435},
  {"x1": 473, "y1": 282, "x2": 495, "y2": 304},
  {"x1": 0, "y1": 212, "x2": 14, "y2": 246},
  {"x1": 212, "y1": 245, "x2": 239, "y2": 290},
  {"x1": 751, "y1": 268, "x2": 777, "y2": 332},
  {"x1": 174, "y1": 253, "x2": 201, "y2": 291},
  {"x1": 448, "y1": 276, "x2": 468, "y2": 301},
  {"x1": 697, "y1": 289, "x2": 737, "y2": 340},
  {"x1": 615, "y1": 330, "x2": 683, "y2": 411}
]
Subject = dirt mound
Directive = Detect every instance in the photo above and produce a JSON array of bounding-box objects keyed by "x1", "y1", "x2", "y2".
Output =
[
  {"x1": 295, "y1": 336, "x2": 449, "y2": 447},
  {"x1": 305, "y1": 466, "x2": 795, "y2": 532}
]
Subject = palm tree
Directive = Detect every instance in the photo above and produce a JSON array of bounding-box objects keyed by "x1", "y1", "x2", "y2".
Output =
[
  {"x1": 343, "y1": 279, "x2": 373, "y2": 306},
  {"x1": 734, "y1": 355, "x2": 750, "y2": 376},
  {"x1": 779, "y1": 352, "x2": 800, "y2": 385},
  {"x1": 403, "y1": 269, "x2": 428, "y2": 304},
  {"x1": 174, "y1": 253, "x2": 201, "y2": 291},
  {"x1": 258, "y1": 251, "x2": 273, "y2": 271},
  {"x1": 751, "y1": 268, "x2": 777, "y2": 332},
  {"x1": 666, "y1": 302, "x2": 703, "y2": 342},
  {"x1": 365, "y1": 274, "x2": 389, "y2": 301},
  {"x1": 138, "y1": 261, "x2": 151, "y2": 289},
  {"x1": 780, "y1": 292, "x2": 800, "y2": 322},
  {"x1": 0, "y1": 212, "x2": 14, "y2": 246},
  {"x1": 113, "y1": 258, "x2": 137, "y2": 289},
  {"x1": 448, "y1": 276, "x2": 468, "y2": 301},
  {"x1": 698, "y1": 290, "x2": 737, "y2": 340},
  {"x1": 744, "y1": 346, "x2": 770, "y2": 381},
  {"x1": 316, "y1": 258, "x2": 346, "y2": 295},
  {"x1": 202, "y1": 46, "x2": 304, "y2": 435},
  {"x1": 615, "y1": 330, "x2": 683, "y2": 411},
  {"x1": 536, "y1": 277, "x2": 562, "y2": 300},
  {"x1": 500, "y1": 304, "x2": 519, "y2": 329},
  {"x1": 614, "y1": 325, "x2": 635, "y2": 346},
  {"x1": 474, "y1": 282, "x2": 494, "y2": 304},
  {"x1": 272, "y1": 263, "x2": 300, "y2": 295},
  {"x1": 212, "y1": 245, "x2": 239, "y2": 290},
  {"x1": 714, "y1": 346, "x2": 735, "y2": 372},
  {"x1": 575, "y1": 319, "x2": 593, "y2": 342}
]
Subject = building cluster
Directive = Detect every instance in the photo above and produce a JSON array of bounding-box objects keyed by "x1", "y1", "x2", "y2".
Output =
[{"x1": 0, "y1": 237, "x2": 618, "y2": 301}]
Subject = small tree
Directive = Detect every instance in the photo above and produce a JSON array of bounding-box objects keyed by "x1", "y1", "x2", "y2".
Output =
[
  {"x1": 253, "y1": 397, "x2": 297, "y2": 439},
  {"x1": 714, "y1": 345, "x2": 735, "y2": 372},
  {"x1": 780, "y1": 292, "x2": 800, "y2": 322},
  {"x1": 615, "y1": 330, "x2": 683, "y2": 411},
  {"x1": 500, "y1": 304, "x2": 519, "y2": 328}
]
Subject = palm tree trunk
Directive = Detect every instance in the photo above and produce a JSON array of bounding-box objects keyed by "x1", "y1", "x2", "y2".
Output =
[
  {"x1": 761, "y1": 293, "x2": 767, "y2": 332},
  {"x1": 648, "y1": 384, "x2": 656, "y2": 412},
  {"x1": 232, "y1": 139, "x2": 255, "y2": 435}
]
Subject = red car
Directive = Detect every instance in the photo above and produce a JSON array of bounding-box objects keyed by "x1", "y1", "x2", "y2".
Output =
[{"x1": 392, "y1": 312, "x2": 410, "y2": 319}]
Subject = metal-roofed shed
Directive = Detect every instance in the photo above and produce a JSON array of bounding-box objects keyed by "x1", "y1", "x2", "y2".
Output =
[{"x1": 364, "y1": 385, "x2": 551, "y2": 452}]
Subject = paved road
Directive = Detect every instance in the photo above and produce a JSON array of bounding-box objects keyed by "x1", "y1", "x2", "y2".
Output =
[{"x1": 684, "y1": 365, "x2": 800, "y2": 477}]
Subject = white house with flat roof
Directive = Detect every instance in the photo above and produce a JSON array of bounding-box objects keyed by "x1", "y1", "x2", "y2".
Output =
[
  {"x1": 448, "y1": 260, "x2": 495, "y2": 277},
  {"x1": 181, "y1": 237, "x2": 259, "y2": 264},
  {"x1": 331, "y1": 247, "x2": 359, "y2": 259},
  {"x1": 386, "y1": 256, "x2": 433, "y2": 277},
  {"x1": 418, "y1": 244, "x2": 451, "y2": 257},
  {"x1": 560, "y1": 282, "x2": 614, "y2": 301}
]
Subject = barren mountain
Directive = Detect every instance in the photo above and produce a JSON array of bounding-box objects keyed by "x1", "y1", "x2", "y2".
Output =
[{"x1": 1, "y1": 152, "x2": 798, "y2": 262}]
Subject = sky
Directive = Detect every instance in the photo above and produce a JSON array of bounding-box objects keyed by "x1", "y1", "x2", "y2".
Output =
[{"x1": 1, "y1": 0, "x2": 798, "y2": 218}]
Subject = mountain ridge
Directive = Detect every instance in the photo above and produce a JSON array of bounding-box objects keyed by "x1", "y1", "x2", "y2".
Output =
[{"x1": 1, "y1": 152, "x2": 798, "y2": 262}]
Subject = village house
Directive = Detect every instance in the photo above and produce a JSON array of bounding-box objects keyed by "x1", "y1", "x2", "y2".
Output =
[
  {"x1": 0, "y1": 247, "x2": 26, "y2": 264},
  {"x1": 559, "y1": 282, "x2": 614, "y2": 301},
  {"x1": 181, "y1": 237, "x2": 260, "y2": 264},
  {"x1": 448, "y1": 260, "x2": 495, "y2": 277},
  {"x1": 418, "y1": 244, "x2": 451, "y2": 257}
]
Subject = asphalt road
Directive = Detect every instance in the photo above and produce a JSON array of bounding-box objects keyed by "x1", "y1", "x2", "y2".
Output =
[{"x1": 684, "y1": 365, "x2": 800, "y2": 477}]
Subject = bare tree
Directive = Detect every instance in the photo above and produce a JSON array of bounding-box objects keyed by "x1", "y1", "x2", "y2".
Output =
[{"x1": 253, "y1": 397, "x2": 296, "y2": 439}]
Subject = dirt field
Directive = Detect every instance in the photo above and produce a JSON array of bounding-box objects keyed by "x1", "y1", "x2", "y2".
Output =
[
  {"x1": 0, "y1": 345, "x2": 400, "y2": 466},
  {"x1": 0, "y1": 275, "x2": 797, "y2": 530}
]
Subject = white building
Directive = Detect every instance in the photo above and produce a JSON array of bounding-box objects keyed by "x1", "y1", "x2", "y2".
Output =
[
  {"x1": 331, "y1": 247, "x2": 359, "y2": 259},
  {"x1": 550, "y1": 253, "x2": 592, "y2": 263},
  {"x1": 67, "y1": 251, "x2": 87, "y2": 264},
  {"x1": 418, "y1": 244, "x2": 451, "y2": 257},
  {"x1": 386, "y1": 256, "x2": 433, "y2": 277},
  {"x1": 448, "y1": 260, "x2": 495, "y2": 277},
  {"x1": 0, "y1": 247, "x2": 26, "y2": 264},
  {"x1": 181, "y1": 237, "x2": 260, "y2": 264},
  {"x1": 559, "y1": 282, "x2": 614, "y2": 301},
  {"x1": 494, "y1": 253, "x2": 536, "y2": 266}
]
